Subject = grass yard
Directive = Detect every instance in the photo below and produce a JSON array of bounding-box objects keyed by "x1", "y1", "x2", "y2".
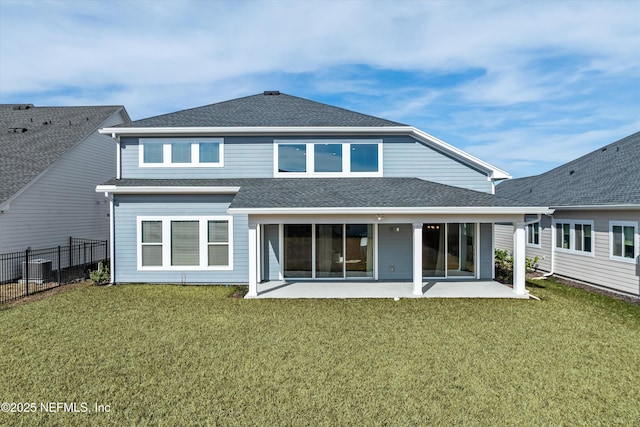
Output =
[{"x1": 1, "y1": 279, "x2": 639, "y2": 426}]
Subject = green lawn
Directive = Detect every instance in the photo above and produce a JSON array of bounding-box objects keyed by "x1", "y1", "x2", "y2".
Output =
[{"x1": 1, "y1": 280, "x2": 639, "y2": 426}]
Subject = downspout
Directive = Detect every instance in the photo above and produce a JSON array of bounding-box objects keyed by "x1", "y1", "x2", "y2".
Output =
[
  {"x1": 105, "y1": 192, "x2": 115, "y2": 285},
  {"x1": 114, "y1": 133, "x2": 121, "y2": 180},
  {"x1": 543, "y1": 213, "x2": 555, "y2": 278}
]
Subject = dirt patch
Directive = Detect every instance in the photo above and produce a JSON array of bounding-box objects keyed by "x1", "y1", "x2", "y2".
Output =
[
  {"x1": 528, "y1": 272, "x2": 640, "y2": 305},
  {"x1": 1, "y1": 280, "x2": 93, "y2": 309}
]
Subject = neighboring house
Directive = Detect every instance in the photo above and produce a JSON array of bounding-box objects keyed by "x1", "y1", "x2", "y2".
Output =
[
  {"x1": 495, "y1": 131, "x2": 640, "y2": 297},
  {"x1": 96, "y1": 91, "x2": 551, "y2": 297},
  {"x1": 0, "y1": 104, "x2": 130, "y2": 253}
]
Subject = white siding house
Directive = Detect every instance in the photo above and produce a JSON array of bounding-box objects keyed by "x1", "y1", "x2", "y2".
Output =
[
  {"x1": 0, "y1": 105, "x2": 130, "y2": 253},
  {"x1": 495, "y1": 131, "x2": 640, "y2": 297}
]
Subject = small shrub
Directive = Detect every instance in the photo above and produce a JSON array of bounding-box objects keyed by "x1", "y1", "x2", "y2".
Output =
[
  {"x1": 494, "y1": 250, "x2": 539, "y2": 283},
  {"x1": 90, "y1": 262, "x2": 110, "y2": 285}
]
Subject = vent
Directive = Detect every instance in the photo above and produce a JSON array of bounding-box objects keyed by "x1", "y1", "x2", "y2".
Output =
[
  {"x1": 8, "y1": 127, "x2": 28, "y2": 133},
  {"x1": 263, "y1": 90, "x2": 281, "y2": 96},
  {"x1": 12, "y1": 104, "x2": 33, "y2": 110}
]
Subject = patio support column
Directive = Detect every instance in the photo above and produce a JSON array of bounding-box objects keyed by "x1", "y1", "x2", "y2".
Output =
[
  {"x1": 247, "y1": 222, "x2": 258, "y2": 297},
  {"x1": 412, "y1": 223, "x2": 423, "y2": 295},
  {"x1": 512, "y1": 221, "x2": 526, "y2": 295}
]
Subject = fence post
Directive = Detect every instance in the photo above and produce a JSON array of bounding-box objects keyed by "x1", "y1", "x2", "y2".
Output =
[
  {"x1": 25, "y1": 248, "x2": 29, "y2": 295},
  {"x1": 84, "y1": 242, "x2": 88, "y2": 276},
  {"x1": 57, "y1": 246, "x2": 61, "y2": 283},
  {"x1": 69, "y1": 236, "x2": 73, "y2": 268}
]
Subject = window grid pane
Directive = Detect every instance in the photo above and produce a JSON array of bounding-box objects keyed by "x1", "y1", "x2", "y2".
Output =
[
  {"x1": 208, "y1": 220, "x2": 229, "y2": 243},
  {"x1": 171, "y1": 143, "x2": 191, "y2": 163},
  {"x1": 278, "y1": 144, "x2": 306, "y2": 172},
  {"x1": 142, "y1": 246, "x2": 162, "y2": 266},
  {"x1": 575, "y1": 224, "x2": 583, "y2": 251},
  {"x1": 143, "y1": 144, "x2": 163, "y2": 163},
  {"x1": 314, "y1": 144, "x2": 342, "y2": 172},
  {"x1": 208, "y1": 245, "x2": 229, "y2": 266},
  {"x1": 142, "y1": 221, "x2": 162, "y2": 243},
  {"x1": 623, "y1": 226, "x2": 635, "y2": 258},
  {"x1": 583, "y1": 225, "x2": 592, "y2": 252},
  {"x1": 199, "y1": 142, "x2": 220, "y2": 163},
  {"x1": 350, "y1": 144, "x2": 378, "y2": 172},
  {"x1": 171, "y1": 221, "x2": 199, "y2": 266}
]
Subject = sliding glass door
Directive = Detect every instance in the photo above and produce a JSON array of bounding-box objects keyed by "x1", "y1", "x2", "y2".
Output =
[
  {"x1": 284, "y1": 224, "x2": 374, "y2": 279},
  {"x1": 283, "y1": 224, "x2": 312, "y2": 278},
  {"x1": 423, "y1": 223, "x2": 475, "y2": 278}
]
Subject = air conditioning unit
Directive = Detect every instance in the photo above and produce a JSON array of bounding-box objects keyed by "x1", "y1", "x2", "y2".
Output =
[{"x1": 21, "y1": 259, "x2": 53, "y2": 284}]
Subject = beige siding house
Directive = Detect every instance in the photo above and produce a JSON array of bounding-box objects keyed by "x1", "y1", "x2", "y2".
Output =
[{"x1": 495, "y1": 131, "x2": 640, "y2": 297}]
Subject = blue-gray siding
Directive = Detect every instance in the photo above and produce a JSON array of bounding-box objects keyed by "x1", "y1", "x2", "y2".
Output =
[
  {"x1": 479, "y1": 223, "x2": 493, "y2": 279},
  {"x1": 262, "y1": 224, "x2": 280, "y2": 281},
  {"x1": 120, "y1": 136, "x2": 492, "y2": 193},
  {"x1": 113, "y1": 194, "x2": 248, "y2": 283},
  {"x1": 377, "y1": 223, "x2": 414, "y2": 280}
]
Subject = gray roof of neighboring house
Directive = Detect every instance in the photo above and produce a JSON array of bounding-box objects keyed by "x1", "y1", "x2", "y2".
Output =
[
  {"x1": 496, "y1": 131, "x2": 640, "y2": 207},
  {"x1": 119, "y1": 92, "x2": 406, "y2": 128},
  {"x1": 0, "y1": 104, "x2": 127, "y2": 205},
  {"x1": 101, "y1": 177, "x2": 533, "y2": 209}
]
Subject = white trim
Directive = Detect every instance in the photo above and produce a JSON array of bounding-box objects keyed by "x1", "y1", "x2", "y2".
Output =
[
  {"x1": 526, "y1": 222, "x2": 541, "y2": 248},
  {"x1": 230, "y1": 206, "x2": 554, "y2": 215},
  {"x1": 608, "y1": 220, "x2": 638, "y2": 263},
  {"x1": 99, "y1": 125, "x2": 509, "y2": 180},
  {"x1": 512, "y1": 221, "x2": 527, "y2": 295},
  {"x1": 412, "y1": 223, "x2": 423, "y2": 295},
  {"x1": 553, "y1": 219, "x2": 595, "y2": 257},
  {"x1": 136, "y1": 216, "x2": 234, "y2": 271},
  {"x1": 548, "y1": 204, "x2": 640, "y2": 211},
  {"x1": 139, "y1": 138, "x2": 224, "y2": 168},
  {"x1": 96, "y1": 185, "x2": 240, "y2": 194},
  {"x1": 273, "y1": 140, "x2": 383, "y2": 178},
  {"x1": 115, "y1": 134, "x2": 121, "y2": 180}
]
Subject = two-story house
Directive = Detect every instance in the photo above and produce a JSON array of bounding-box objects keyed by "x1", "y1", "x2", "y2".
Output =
[{"x1": 96, "y1": 91, "x2": 551, "y2": 297}]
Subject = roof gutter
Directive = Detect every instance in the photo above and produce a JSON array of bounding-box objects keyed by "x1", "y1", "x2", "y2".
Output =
[
  {"x1": 95, "y1": 185, "x2": 241, "y2": 194},
  {"x1": 98, "y1": 125, "x2": 510, "y2": 180},
  {"x1": 228, "y1": 206, "x2": 555, "y2": 215},
  {"x1": 549, "y1": 204, "x2": 640, "y2": 211}
]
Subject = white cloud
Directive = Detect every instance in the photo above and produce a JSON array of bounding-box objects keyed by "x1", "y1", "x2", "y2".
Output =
[{"x1": 1, "y1": 0, "x2": 638, "y2": 176}]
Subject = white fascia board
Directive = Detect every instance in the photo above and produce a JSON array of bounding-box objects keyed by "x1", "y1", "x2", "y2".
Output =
[
  {"x1": 409, "y1": 128, "x2": 511, "y2": 180},
  {"x1": 551, "y1": 204, "x2": 640, "y2": 211},
  {"x1": 99, "y1": 126, "x2": 412, "y2": 136},
  {"x1": 228, "y1": 206, "x2": 554, "y2": 215},
  {"x1": 95, "y1": 185, "x2": 240, "y2": 194}
]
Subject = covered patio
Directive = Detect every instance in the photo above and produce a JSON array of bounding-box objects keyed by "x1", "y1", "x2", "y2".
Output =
[{"x1": 246, "y1": 279, "x2": 531, "y2": 299}]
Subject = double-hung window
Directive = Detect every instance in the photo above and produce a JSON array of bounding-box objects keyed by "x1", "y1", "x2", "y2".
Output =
[
  {"x1": 554, "y1": 220, "x2": 593, "y2": 255},
  {"x1": 526, "y1": 222, "x2": 540, "y2": 247},
  {"x1": 138, "y1": 217, "x2": 233, "y2": 270},
  {"x1": 609, "y1": 221, "x2": 637, "y2": 262},
  {"x1": 274, "y1": 140, "x2": 382, "y2": 177},
  {"x1": 140, "y1": 138, "x2": 224, "y2": 167}
]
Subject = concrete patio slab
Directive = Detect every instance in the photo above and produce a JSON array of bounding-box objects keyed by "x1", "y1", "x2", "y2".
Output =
[{"x1": 247, "y1": 280, "x2": 530, "y2": 299}]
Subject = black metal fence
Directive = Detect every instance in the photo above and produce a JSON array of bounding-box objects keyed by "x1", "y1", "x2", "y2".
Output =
[{"x1": 0, "y1": 237, "x2": 108, "y2": 304}]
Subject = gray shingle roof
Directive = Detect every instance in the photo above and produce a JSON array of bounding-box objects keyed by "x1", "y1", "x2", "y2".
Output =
[
  {"x1": 0, "y1": 104, "x2": 127, "y2": 205},
  {"x1": 102, "y1": 177, "x2": 533, "y2": 209},
  {"x1": 496, "y1": 131, "x2": 640, "y2": 206},
  {"x1": 119, "y1": 92, "x2": 406, "y2": 128}
]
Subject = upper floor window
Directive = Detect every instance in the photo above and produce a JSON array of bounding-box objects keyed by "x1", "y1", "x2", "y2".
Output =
[
  {"x1": 274, "y1": 140, "x2": 383, "y2": 177},
  {"x1": 554, "y1": 220, "x2": 593, "y2": 255},
  {"x1": 140, "y1": 138, "x2": 224, "y2": 167},
  {"x1": 609, "y1": 221, "x2": 637, "y2": 262}
]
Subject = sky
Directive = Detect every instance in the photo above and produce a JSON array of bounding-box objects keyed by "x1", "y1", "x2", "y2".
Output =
[{"x1": 1, "y1": 0, "x2": 639, "y2": 178}]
